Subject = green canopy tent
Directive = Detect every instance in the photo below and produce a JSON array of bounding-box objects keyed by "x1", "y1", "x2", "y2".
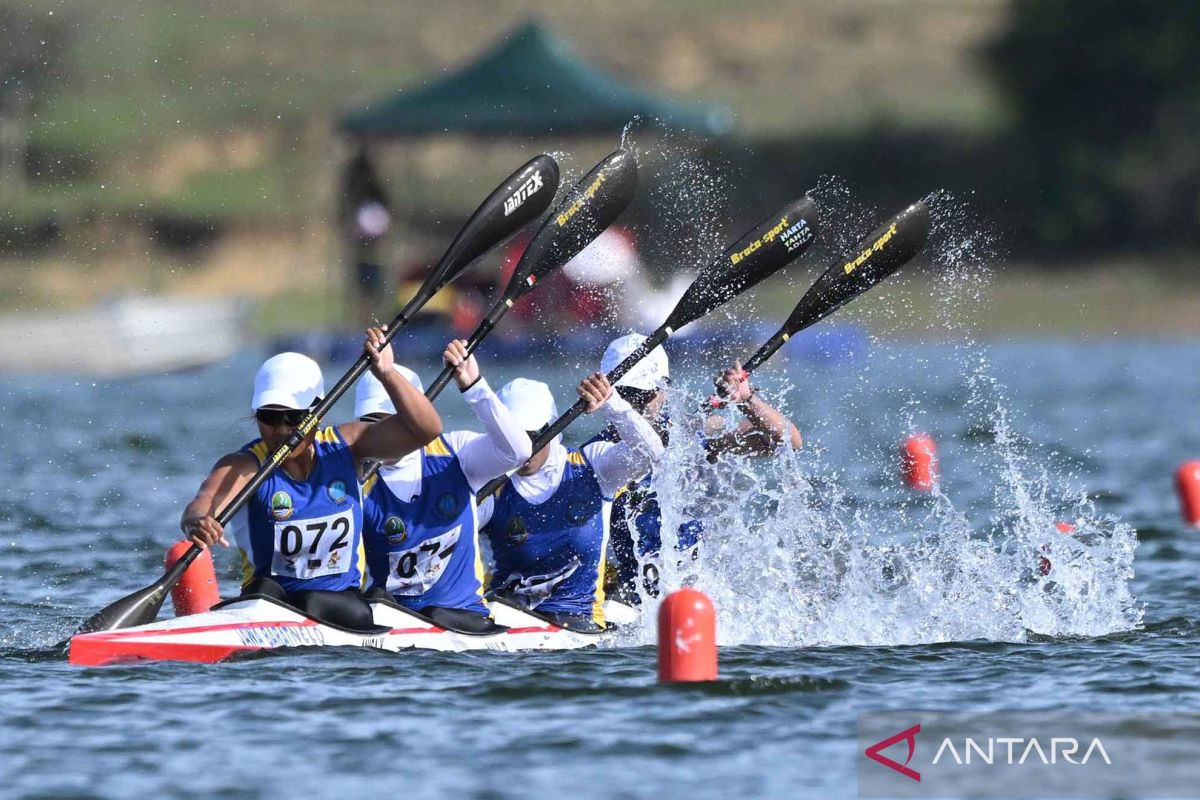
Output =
[{"x1": 339, "y1": 22, "x2": 733, "y2": 138}]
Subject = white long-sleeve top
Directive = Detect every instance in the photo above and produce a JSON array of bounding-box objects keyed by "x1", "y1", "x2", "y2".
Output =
[
  {"x1": 477, "y1": 392, "x2": 664, "y2": 525},
  {"x1": 376, "y1": 377, "x2": 532, "y2": 498}
]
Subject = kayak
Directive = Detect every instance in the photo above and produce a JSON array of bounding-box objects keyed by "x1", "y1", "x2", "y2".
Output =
[{"x1": 68, "y1": 595, "x2": 636, "y2": 666}]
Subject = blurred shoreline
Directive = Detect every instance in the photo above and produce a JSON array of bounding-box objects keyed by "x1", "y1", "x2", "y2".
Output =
[{"x1": 3, "y1": 229, "x2": 1196, "y2": 337}]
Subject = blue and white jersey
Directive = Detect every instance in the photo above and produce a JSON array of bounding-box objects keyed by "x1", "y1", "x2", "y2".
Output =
[
  {"x1": 585, "y1": 425, "x2": 701, "y2": 596},
  {"x1": 482, "y1": 448, "x2": 610, "y2": 624},
  {"x1": 233, "y1": 426, "x2": 365, "y2": 594},
  {"x1": 361, "y1": 435, "x2": 488, "y2": 615},
  {"x1": 610, "y1": 471, "x2": 704, "y2": 593}
]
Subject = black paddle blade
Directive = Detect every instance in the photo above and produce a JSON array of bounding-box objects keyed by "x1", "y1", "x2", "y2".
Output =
[
  {"x1": 419, "y1": 154, "x2": 561, "y2": 303},
  {"x1": 780, "y1": 198, "x2": 930, "y2": 336},
  {"x1": 664, "y1": 195, "x2": 820, "y2": 332},
  {"x1": 76, "y1": 577, "x2": 170, "y2": 635},
  {"x1": 505, "y1": 148, "x2": 638, "y2": 303}
]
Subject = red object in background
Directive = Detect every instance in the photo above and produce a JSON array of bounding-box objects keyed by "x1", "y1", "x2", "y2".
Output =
[
  {"x1": 657, "y1": 587, "x2": 717, "y2": 683},
  {"x1": 1039, "y1": 522, "x2": 1078, "y2": 577},
  {"x1": 1177, "y1": 461, "x2": 1200, "y2": 527},
  {"x1": 165, "y1": 541, "x2": 220, "y2": 617},
  {"x1": 901, "y1": 434, "x2": 939, "y2": 491}
]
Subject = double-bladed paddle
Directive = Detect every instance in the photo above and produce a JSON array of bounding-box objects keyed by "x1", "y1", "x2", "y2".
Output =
[
  {"x1": 474, "y1": 194, "x2": 822, "y2": 503},
  {"x1": 423, "y1": 148, "x2": 638, "y2": 399},
  {"x1": 740, "y1": 198, "x2": 930, "y2": 374},
  {"x1": 359, "y1": 150, "x2": 638, "y2": 487},
  {"x1": 77, "y1": 154, "x2": 561, "y2": 635}
]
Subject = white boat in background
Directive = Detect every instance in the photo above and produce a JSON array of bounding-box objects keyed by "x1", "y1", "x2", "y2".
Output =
[
  {"x1": 68, "y1": 596, "x2": 635, "y2": 666},
  {"x1": 0, "y1": 295, "x2": 248, "y2": 376}
]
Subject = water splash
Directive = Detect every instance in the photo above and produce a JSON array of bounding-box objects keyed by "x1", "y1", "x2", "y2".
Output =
[{"x1": 615, "y1": 191, "x2": 1143, "y2": 647}]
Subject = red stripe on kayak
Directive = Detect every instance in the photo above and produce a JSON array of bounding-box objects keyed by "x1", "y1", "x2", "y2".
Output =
[
  {"x1": 68, "y1": 639, "x2": 254, "y2": 666},
  {"x1": 71, "y1": 619, "x2": 319, "y2": 641},
  {"x1": 68, "y1": 622, "x2": 568, "y2": 666}
]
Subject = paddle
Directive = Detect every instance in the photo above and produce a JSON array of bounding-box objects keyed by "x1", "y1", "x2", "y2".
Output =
[
  {"x1": 474, "y1": 194, "x2": 822, "y2": 504},
  {"x1": 423, "y1": 148, "x2": 638, "y2": 400},
  {"x1": 742, "y1": 197, "x2": 930, "y2": 374},
  {"x1": 358, "y1": 149, "x2": 638, "y2": 488},
  {"x1": 76, "y1": 154, "x2": 561, "y2": 635}
]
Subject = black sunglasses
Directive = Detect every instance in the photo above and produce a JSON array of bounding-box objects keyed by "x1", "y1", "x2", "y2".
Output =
[
  {"x1": 255, "y1": 408, "x2": 309, "y2": 427},
  {"x1": 616, "y1": 385, "x2": 659, "y2": 409}
]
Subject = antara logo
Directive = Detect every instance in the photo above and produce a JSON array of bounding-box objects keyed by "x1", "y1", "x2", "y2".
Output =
[
  {"x1": 865, "y1": 724, "x2": 922, "y2": 782},
  {"x1": 504, "y1": 171, "x2": 544, "y2": 217},
  {"x1": 865, "y1": 723, "x2": 1113, "y2": 783}
]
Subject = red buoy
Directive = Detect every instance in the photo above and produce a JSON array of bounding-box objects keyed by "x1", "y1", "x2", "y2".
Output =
[
  {"x1": 164, "y1": 541, "x2": 220, "y2": 616},
  {"x1": 1039, "y1": 523, "x2": 1078, "y2": 576},
  {"x1": 1177, "y1": 461, "x2": 1200, "y2": 527},
  {"x1": 658, "y1": 587, "x2": 717, "y2": 683},
  {"x1": 901, "y1": 434, "x2": 939, "y2": 491}
]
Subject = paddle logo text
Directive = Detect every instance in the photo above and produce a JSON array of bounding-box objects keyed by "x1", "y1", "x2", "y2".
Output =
[
  {"x1": 729, "y1": 215, "x2": 793, "y2": 265},
  {"x1": 504, "y1": 170, "x2": 545, "y2": 217},
  {"x1": 555, "y1": 172, "x2": 608, "y2": 227},
  {"x1": 864, "y1": 722, "x2": 1111, "y2": 784},
  {"x1": 843, "y1": 222, "x2": 899, "y2": 275}
]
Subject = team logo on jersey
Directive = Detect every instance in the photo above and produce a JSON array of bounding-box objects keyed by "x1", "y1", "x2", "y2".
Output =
[
  {"x1": 327, "y1": 480, "x2": 349, "y2": 504},
  {"x1": 567, "y1": 499, "x2": 593, "y2": 524},
  {"x1": 270, "y1": 491, "x2": 294, "y2": 520},
  {"x1": 507, "y1": 517, "x2": 528, "y2": 544},
  {"x1": 436, "y1": 492, "x2": 459, "y2": 520},
  {"x1": 385, "y1": 516, "x2": 407, "y2": 545}
]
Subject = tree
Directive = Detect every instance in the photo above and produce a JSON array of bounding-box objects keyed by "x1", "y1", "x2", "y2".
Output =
[
  {"x1": 0, "y1": 6, "x2": 69, "y2": 200},
  {"x1": 985, "y1": 0, "x2": 1200, "y2": 250}
]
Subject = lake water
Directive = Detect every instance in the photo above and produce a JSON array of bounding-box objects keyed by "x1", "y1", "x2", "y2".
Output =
[{"x1": 1, "y1": 336, "x2": 1198, "y2": 799}]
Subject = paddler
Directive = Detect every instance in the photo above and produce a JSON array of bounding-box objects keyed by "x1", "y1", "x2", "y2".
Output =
[
  {"x1": 597, "y1": 334, "x2": 802, "y2": 603},
  {"x1": 181, "y1": 327, "x2": 441, "y2": 630},
  {"x1": 479, "y1": 374, "x2": 664, "y2": 631},
  {"x1": 356, "y1": 339, "x2": 532, "y2": 632}
]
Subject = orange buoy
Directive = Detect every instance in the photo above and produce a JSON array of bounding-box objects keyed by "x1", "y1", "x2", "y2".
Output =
[
  {"x1": 1176, "y1": 461, "x2": 1200, "y2": 527},
  {"x1": 657, "y1": 587, "x2": 717, "y2": 683},
  {"x1": 1039, "y1": 522, "x2": 1078, "y2": 576},
  {"x1": 901, "y1": 433, "x2": 939, "y2": 491},
  {"x1": 164, "y1": 541, "x2": 220, "y2": 616}
]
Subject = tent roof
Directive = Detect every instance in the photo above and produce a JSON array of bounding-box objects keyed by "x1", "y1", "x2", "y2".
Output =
[{"x1": 340, "y1": 22, "x2": 733, "y2": 138}]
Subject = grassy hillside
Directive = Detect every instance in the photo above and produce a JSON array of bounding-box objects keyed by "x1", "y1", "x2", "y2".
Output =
[{"x1": 11, "y1": 0, "x2": 1005, "y2": 222}]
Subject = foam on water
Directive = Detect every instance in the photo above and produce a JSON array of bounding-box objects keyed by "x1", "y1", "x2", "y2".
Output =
[{"x1": 615, "y1": 192, "x2": 1143, "y2": 647}]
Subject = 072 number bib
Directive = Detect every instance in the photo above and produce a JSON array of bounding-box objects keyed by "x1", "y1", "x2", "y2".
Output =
[{"x1": 271, "y1": 508, "x2": 354, "y2": 580}]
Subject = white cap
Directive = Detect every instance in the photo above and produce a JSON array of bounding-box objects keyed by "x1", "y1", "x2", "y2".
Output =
[
  {"x1": 601, "y1": 333, "x2": 669, "y2": 391},
  {"x1": 354, "y1": 364, "x2": 423, "y2": 418},
  {"x1": 497, "y1": 378, "x2": 558, "y2": 432},
  {"x1": 251, "y1": 353, "x2": 325, "y2": 411}
]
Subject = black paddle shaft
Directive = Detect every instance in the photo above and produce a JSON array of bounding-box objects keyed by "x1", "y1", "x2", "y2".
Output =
[
  {"x1": 171, "y1": 158, "x2": 564, "y2": 574},
  {"x1": 76, "y1": 154, "x2": 562, "y2": 635},
  {"x1": 424, "y1": 149, "x2": 639, "y2": 399},
  {"x1": 742, "y1": 199, "x2": 931, "y2": 374},
  {"x1": 473, "y1": 194, "x2": 823, "y2": 503}
]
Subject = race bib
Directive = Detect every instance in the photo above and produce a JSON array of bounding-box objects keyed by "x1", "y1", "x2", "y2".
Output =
[
  {"x1": 271, "y1": 508, "x2": 355, "y2": 580},
  {"x1": 496, "y1": 561, "x2": 579, "y2": 609},
  {"x1": 386, "y1": 525, "x2": 461, "y2": 596}
]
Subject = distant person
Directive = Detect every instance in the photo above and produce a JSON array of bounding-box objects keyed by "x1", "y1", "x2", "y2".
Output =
[
  {"x1": 181, "y1": 328, "x2": 442, "y2": 630},
  {"x1": 596, "y1": 334, "x2": 802, "y2": 604},
  {"x1": 479, "y1": 374, "x2": 664, "y2": 631},
  {"x1": 341, "y1": 147, "x2": 392, "y2": 327},
  {"x1": 356, "y1": 339, "x2": 531, "y2": 633}
]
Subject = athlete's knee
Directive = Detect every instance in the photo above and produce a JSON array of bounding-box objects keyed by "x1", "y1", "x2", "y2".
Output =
[
  {"x1": 242, "y1": 576, "x2": 287, "y2": 601},
  {"x1": 290, "y1": 589, "x2": 375, "y2": 631}
]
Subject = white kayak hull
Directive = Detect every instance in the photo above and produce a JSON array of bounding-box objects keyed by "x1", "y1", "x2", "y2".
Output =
[{"x1": 69, "y1": 596, "x2": 625, "y2": 666}]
